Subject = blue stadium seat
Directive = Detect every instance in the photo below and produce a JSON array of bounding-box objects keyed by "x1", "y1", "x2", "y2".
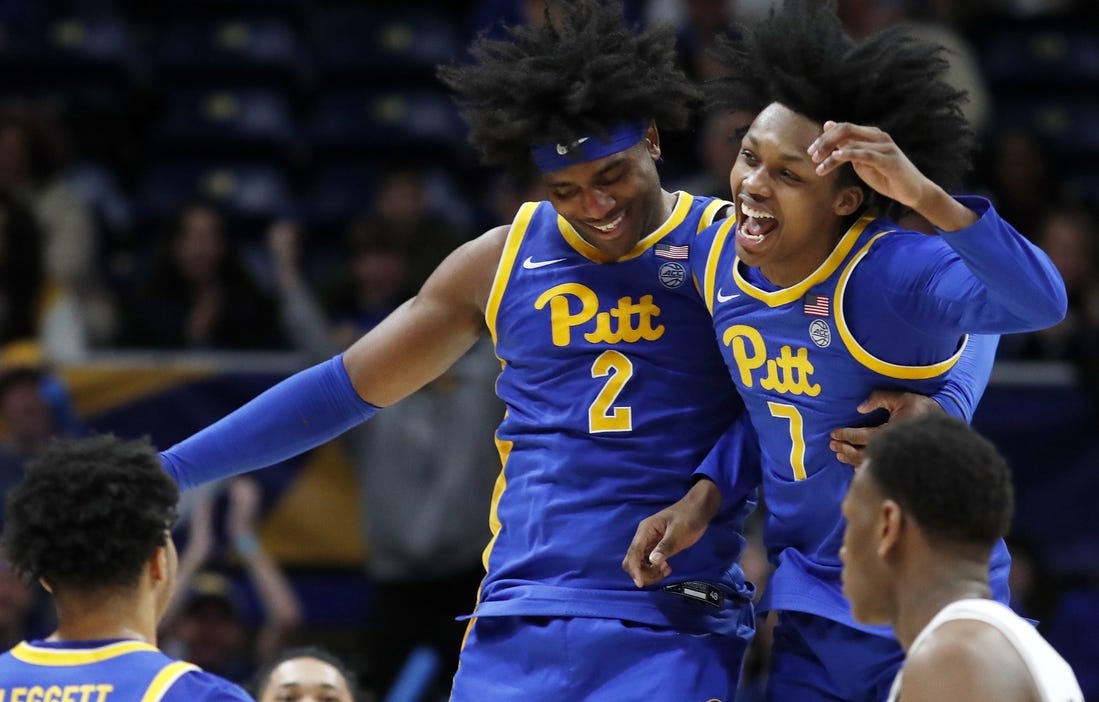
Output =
[
  {"x1": 154, "y1": 17, "x2": 303, "y2": 87},
  {"x1": 303, "y1": 161, "x2": 375, "y2": 234},
  {"x1": 0, "y1": 15, "x2": 139, "y2": 94},
  {"x1": 996, "y1": 97, "x2": 1099, "y2": 160},
  {"x1": 1046, "y1": 588, "x2": 1099, "y2": 698},
  {"x1": 156, "y1": 87, "x2": 297, "y2": 161},
  {"x1": 136, "y1": 160, "x2": 296, "y2": 225},
  {"x1": 309, "y1": 6, "x2": 460, "y2": 87},
  {"x1": 978, "y1": 24, "x2": 1099, "y2": 88},
  {"x1": 306, "y1": 88, "x2": 467, "y2": 160}
]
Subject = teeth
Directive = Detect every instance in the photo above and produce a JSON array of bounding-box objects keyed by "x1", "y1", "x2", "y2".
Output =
[
  {"x1": 741, "y1": 231, "x2": 765, "y2": 242},
  {"x1": 741, "y1": 205, "x2": 774, "y2": 219},
  {"x1": 593, "y1": 214, "x2": 624, "y2": 232}
]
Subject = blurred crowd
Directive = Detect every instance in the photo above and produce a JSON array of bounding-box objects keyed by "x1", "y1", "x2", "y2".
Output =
[{"x1": 0, "y1": 0, "x2": 1096, "y2": 699}]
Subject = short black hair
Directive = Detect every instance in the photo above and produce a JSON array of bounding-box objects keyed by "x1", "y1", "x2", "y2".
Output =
[
  {"x1": 438, "y1": 0, "x2": 701, "y2": 173},
  {"x1": 250, "y1": 646, "x2": 364, "y2": 702},
  {"x1": 708, "y1": 0, "x2": 973, "y2": 220},
  {"x1": 1, "y1": 435, "x2": 178, "y2": 592},
  {"x1": 864, "y1": 414, "x2": 1013, "y2": 549}
]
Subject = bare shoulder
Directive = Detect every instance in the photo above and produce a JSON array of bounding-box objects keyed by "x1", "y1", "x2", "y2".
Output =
[
  {"x1": 901, "y1": 620, "x2": 1037, "y2": 702},
  {"x1": 420, "y1": 224, "x2": 509, "y2": 315}
]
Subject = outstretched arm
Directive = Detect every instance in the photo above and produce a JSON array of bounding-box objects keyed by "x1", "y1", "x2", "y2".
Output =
[{"x1": 160, "y1": 227, "x2": 507, "y2": 490}]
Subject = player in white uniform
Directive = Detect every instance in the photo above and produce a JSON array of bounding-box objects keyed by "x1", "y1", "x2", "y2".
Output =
[{"x1": 840, "y1": 414, "x2": 1083, "y2": 702}]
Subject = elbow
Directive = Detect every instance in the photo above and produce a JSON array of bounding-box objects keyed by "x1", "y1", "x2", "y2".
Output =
[{"x1": 1041, "y1": 277, "x2": 1069, "y2": 327}]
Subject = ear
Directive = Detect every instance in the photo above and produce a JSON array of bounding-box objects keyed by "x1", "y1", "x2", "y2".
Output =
[
  {"x1": 149, "y1": 544, "x2": 169, "y2": 584},
  {"x1": 877, "y1": 499, "x2": 903, "y2": 558},
  {"x1": 833, "y1": 184, "x2": 864, "y2": 217},
  {"x1": 645, "y1": 122, "x2": 661, "y2": 161}
]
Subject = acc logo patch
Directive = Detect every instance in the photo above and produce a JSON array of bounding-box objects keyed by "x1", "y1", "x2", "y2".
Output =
[
  {"x1": 809, "y1": 318, "x2": 831, "y2": 348},
  {"x1": 658, "y1": 261, "x2": 686, "y2": 289}
]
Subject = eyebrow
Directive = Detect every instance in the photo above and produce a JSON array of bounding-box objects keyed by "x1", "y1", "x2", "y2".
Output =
[
  {"x1": 743, "y1": 133, "x2": 810, "y2": 165},
  {"x1": 545, "y1": 157, "x2": 627, "y2": 188}
]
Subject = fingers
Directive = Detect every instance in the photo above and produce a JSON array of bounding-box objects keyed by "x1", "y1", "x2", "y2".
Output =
[
  {"x1": 623, "y1": 518, "x2": 666, "y2": 588},
  {"x1": 830, "y1": 426, "x2": 874, "y2": 446},
  {"x1": 622, "y1": 516, "x2": 680, "y2": 588},
  {"x1": 830, "y1": 439, "x2": 863, "y2": 466}
]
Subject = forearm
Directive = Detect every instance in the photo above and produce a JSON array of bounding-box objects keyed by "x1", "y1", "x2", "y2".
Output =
[
  {"x1": 935, "y1": 197, "x2": 1067, "y2": 330},
  {"x1": 931, "y1": 334, "x2": 999, "y2": 422},
  {"x1": 160, "y1": 355, "x2": 379, "y2": 490}
]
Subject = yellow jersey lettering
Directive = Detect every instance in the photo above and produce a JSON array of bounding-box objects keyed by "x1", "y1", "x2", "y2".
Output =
[
  {"x1": 93, "y1": 686, "x2": 111, "y2": 702},
  {"x1": 760, "y1": 346, "x2": 821, "y2": 396},
  {"x1": 535, "y1": 284, "x2": 664, "y2": 346},
  {"x1": 534, "y1": 283, "x2": 599, "y2": 346},
  {"x1": 585, "y1": 294, "x2": 664, "y2": 344},
  {"x1": 722, "y1": 326, "x2": 821, "y2": 396},
  {"x1": 721, "y1": 325, "x2": 767, "y2": 387}
]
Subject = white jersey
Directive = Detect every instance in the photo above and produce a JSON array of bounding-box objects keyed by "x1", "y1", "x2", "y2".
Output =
[{"x1": 887, "y1": 599, "x2": 1083, "y2": 702}]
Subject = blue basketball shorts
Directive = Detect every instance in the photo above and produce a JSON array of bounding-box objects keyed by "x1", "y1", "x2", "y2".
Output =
[
  {"x1": 450, "y1": 614, "x2": 752, "y2": 702},
  {"x1": 765, "y1": 611, "x2": 904, "y2": 702}
]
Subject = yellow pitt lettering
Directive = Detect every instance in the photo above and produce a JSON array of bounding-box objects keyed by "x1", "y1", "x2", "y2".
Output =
[
  {"x1": 534, "y1": 283, "x2": 599, "y2": 347},
  {"x1": 722, "y1": 325, "x2": 767, "y2": 387},
  {"x1": 93, "y1": 686, "x2": 111, "y2": 702},
  {"x1": 721, "y1": 326, "x2": 820, "y2": 396},
  {"x1": 584, "y1": 294, "x2": 664, "y2": 344},
  {"x1": 535, "y1": 284, "x2": 664, "y2": 346},
  {"x1": 760, "y1": 345, "x2": 821, "y2": 396}
]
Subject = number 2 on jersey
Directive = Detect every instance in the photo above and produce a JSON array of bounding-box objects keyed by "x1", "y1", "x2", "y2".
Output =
[
  {"x1": 768, "y1": 401, "x2": 807, "y2": 480},
  {"x1": 589, "y1": 350, "x2": 634, "y2": 433}
]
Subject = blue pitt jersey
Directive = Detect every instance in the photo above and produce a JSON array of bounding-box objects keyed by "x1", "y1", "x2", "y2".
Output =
[
  {"x1": 0, "y1": 639, "x2": 251, "y2": 701},
  {"x1": 475, "y1": 193, "x2": 755, "y2": 636},
  {"x1": 696, "y1": 213, "x2": 1011, "y2": 633}
]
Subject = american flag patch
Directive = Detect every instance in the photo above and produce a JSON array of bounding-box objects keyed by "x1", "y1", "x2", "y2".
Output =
[
  {"x1": 655, "y1": 243, "x2": 689, "y2": 260},
  {"x1": 804, "y1": 294, "x2": 830, "y2": 316}
]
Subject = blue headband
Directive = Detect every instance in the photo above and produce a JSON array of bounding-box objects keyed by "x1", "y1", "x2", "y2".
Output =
[{"x1": 530, "y1": 120, "x2": 650, "y2": 173}]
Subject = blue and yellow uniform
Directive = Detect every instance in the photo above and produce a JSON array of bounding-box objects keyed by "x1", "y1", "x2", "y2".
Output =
[
  {"x1": 693, "y1": 197, "x2": 1065, "y2": 701},
  {"x1": 452, "y1": 193, "x2": 757, "y2": 700},
  {"x1": 0, "y1": 639, "x2": 251, "y2": 702}
]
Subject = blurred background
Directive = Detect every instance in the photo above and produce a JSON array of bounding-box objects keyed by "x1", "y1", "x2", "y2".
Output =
[{"x1": 0, "y1": 0, "x2": 1095, "y2": 700}]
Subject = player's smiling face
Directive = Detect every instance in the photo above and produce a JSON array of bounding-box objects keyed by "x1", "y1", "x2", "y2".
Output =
[
  {"x1": 730, "y1": 103, "x2": 863, "y2": 287},
  {"x1": 544, "y1": 126, "x2": 668, "y2": 260}
]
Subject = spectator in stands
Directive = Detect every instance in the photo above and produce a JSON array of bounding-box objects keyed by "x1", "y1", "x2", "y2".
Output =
[
  {"x1": 0, "y1": 195, "x2": 44, "y2": 348},
  {"x1": 1001, "y1": 208, "x2": 1099, "y2": 360},
  {"x1": 162, "y1": 476, "x2": 303, "y2": 684},
  {"x1": 121, "y1": 201, "x2": 286, "y2": 351},
  {"x1": 352, "y1": 167, "x2": 469, "y2": 293},
  {"x1": 251, "y1": 646, "x2": 363, "y2": 702},
  {"x1": 318, "y1": 221, "x2": 414, "y2": 350},
  {"x1": 978, "y1": 129, "x2": 1065, "y2": 241},
  {"x1": 0, "y1": 105, "x2": 118, "y2": 356}
]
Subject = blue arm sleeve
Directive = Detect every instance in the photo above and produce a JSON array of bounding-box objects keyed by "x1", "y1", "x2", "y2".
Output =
[
  {"x1": 691, "y1": 412, "x2": 762, "y2": 509},
  {"x1": 930, "y1": 333, "x2": 999, "y2": 422},
  {"x1": 906, "y1": 197, "x2": 1067, "y2": 334},
  {"x1": 160, "y1": 355, "x2": 379, "y2": 491}
]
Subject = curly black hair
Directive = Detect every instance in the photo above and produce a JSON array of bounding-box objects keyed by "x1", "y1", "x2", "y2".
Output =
[
  {"x1": 250, "y1": 646, "x2": 365, "y2": 702},
  {"x1": 437, "y1": 0, "x2": 701, "y2": 173},
  {"x1": 864, "y1": 414, "x2": 1014, "y2": 550},
  {"x1": 708, "y1": 0, "x2": 973, "y2": 220},
  {"x1": 1, "y1": 435, "x2": 179, "y2": 592}
]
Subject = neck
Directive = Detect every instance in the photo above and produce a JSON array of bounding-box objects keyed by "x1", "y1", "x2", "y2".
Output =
[
  {"x1": 893, "y1": 557, "x2": 991, "y2": 650},
  {"x1": 50, "y1": 588, "x2": 158, "y2": 646}
]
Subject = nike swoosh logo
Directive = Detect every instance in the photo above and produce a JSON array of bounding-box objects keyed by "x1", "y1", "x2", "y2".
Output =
[
  {"x1": 716, "y1": 289, "x2": 740, "y2": 303},
  {"x1": 522, "y1": 256, "x2": 568, "y2": 269}
]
